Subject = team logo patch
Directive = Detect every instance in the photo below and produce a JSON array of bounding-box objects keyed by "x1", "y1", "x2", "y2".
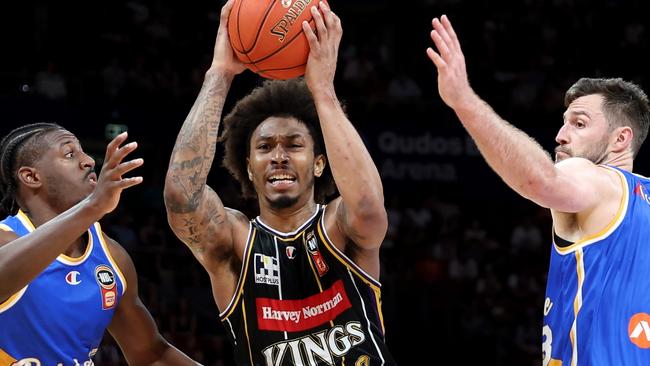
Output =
[
  {"x1": 629, "y1": 312, "x2": 650, "y2": 348},
  {"x1": 65, "y1": 270, "x2": 81, "y2": 285},
  {"x1": 95, "y1": 265, "x2": 117, "y2": 310},
  {"x1": 286, "y1": 245, "x2": 296, "y2": 259},
  {"x1": 254, "y1": 254, "x2": 280, "y2": 286},
  {"x1": 256, "y1": 279, "x2": 352, "y2": 332},
  {"x1": 305, "y1": 231, "x2": 328, "y2": 276}
]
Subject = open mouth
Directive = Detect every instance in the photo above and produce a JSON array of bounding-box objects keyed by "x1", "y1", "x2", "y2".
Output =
[
  {"x1": 88, "y1": 172, "x2": 97, "y2": 184},
  {"x1": 267, "y1": 173, "x2": 296, "y2": 188}
]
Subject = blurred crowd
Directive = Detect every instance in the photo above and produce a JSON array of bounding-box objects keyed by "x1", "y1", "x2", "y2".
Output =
[{"x1": 3, "y1": 0, "x2": 650, "y2": 364}]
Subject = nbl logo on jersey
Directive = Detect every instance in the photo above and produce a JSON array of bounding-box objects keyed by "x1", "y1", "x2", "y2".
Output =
[
  {"x1": 95, "y1": 265, "x2": 117, "y2": 310},
  {"x1": 305, "y1": 231, "x2": 329, "y2": 276}
]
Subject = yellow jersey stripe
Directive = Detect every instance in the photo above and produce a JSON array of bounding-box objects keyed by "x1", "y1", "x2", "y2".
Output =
[
  {"x1": 0, "y1": 286, "x2": 28, "y2": 314},
  {"x1": 0, "y1": 348, "x2": 17, "y2": 366},
  {"x1": 96, "y1": 223, "x2": 128, "y2": 295},
  {"x1": 221, "y1": 226, "x2": 256, "y2": 319},
  {"x1": 0, "y1": 224, "x2": 12, "y2": 232},
  {"x1": 555, "y1": 167, "x2": 627, "y2": 254},
  {"x1": 242, "y1": 299, "x2": 254, "y2": 366}
]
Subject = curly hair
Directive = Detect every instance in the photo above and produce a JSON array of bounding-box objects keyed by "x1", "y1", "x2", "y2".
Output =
[
  {"x1": 221, "y1": 79, "x2": 336, "y2": 202},
  {"x1": 565, "y1": 78, "x2": 650, "y2": 157},
  {"x1": 0, "y1": 122, "x2": 65, "y2": 216}
]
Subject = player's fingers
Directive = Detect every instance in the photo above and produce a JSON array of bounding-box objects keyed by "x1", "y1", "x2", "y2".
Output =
[
  {"x1": 113, "y1": 158, "x2": 144, "y2": 177},
  {"x1": 116, "y1": 176, "x2": 144, "y2": 189},
  {"x1": 441, "y1": 15, "x2": 461, "y2": 52},
  {"x1": 426, "y1": 47, "x2": 446, "y2": 69},
  {"x1": 220, "y1": 0, "x2": 235, "y2": 22},
  {"x1": 430, "y1": 29, "x2": 452, "y2": 61},
  {"x1": 432, "y1": 18, "x2": 454, "y2": 54},
  {"x1": 104, "y1": 132, "x2": 128, "y2": 165},
  {"x1": 319, "y1": 1, "x2": 335, "y2": 31},
  {"x1": 107, "y1": 141, "x2": 139, "y2": 169},
  {"x1": 302, "y1": 21, "x2": 320, "y2": 52},
  {"x1": 310, "y1": 6, "x2": 327, "y2": 40}
]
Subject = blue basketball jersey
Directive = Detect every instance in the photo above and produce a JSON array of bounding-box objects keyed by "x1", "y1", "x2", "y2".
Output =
[
  {"x1": 543, "y1": 166, "x2": 650, "y2": 365},
  {"x1": 0, "y1": 211, "x2": 126, "y2": 366}
]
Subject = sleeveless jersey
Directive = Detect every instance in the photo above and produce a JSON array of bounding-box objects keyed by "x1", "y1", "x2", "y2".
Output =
[
  {"x1": 543, "y1": 166, "x2": 650, "y2": 365},
  {"x1": 220, "y1": 205, "x2": 396, "y2": 366},
  {"x1": 0, "y1": 210, "x2": 126, "y2": 366}
]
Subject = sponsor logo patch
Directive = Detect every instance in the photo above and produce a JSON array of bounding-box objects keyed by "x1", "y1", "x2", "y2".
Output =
[
  {"x1": 256, "y1": 280, "x2": 351, "y2": 332},
  {"x1": 95, "y1": 265, "x2": 117, "y2": 310},
  {"x1": 305, "y1": 231, "x2": 328, "y2": 276},
  {"x1": 254, "y1": 254, "x2": 280, "y2": 286},
  {"x1": 286, "y1": 245, "x2": 297, "y2": 259},
  {"x1": 629, "y1": 312, "x2": 650, "y2": 348}
]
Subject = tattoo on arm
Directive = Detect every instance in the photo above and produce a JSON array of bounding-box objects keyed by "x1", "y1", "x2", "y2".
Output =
[{"x1": 167, "y1": 73, "x2": 231, "y2": 214}]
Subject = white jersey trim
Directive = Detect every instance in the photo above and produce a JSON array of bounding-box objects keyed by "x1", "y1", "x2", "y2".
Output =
[{"x1": 254, "y1": 205, "x2": 321, "y2": 237}]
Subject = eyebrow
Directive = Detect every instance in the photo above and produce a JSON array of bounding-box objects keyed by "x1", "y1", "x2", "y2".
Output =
[
  {"x1": 255, "y1": 132, "x2": 306, "y2": 140},
  {"x1": 563, "y1": 110, "x2": 591, "y2": 120}
]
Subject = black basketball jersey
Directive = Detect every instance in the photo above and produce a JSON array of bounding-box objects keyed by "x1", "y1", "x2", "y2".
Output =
[{"x1": 220, "y1": 204, "x2": 396, "y2": 366}]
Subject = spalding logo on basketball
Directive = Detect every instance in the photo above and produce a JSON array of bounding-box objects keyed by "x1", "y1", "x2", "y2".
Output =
[{"x1": 228, "y1": 0, "x2": 329, "y2": 79}]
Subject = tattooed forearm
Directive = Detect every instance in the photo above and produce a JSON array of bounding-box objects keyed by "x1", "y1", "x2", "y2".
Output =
[{"x1": 165, "y1": 72, "x2": 232, "y2": 214}]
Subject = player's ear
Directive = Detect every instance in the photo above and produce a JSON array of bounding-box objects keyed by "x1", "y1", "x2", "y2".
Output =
[
  {"x1": 246, "y1": 158, "x2": 253, "y2": 181},
  {"x1": 17, "y1": 166, "x2": 42, "y2": 189},
  {"x1": 314, "y1": 155, "x2": 326, "y2": 177},
  {"x1": 612, "y1": 126, "x2": 633, "y2": 153}
]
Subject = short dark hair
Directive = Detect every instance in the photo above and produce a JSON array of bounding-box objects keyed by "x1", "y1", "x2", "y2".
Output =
[
  {"x1": 565, "y1": 78, "x2": 650, "y2": 157},
  {"x1": 221, "y1": 79, "x2": 336, "y2": 202},
  {"x1": 0, "y1": 123, "x2": 64, "y2": 216}
]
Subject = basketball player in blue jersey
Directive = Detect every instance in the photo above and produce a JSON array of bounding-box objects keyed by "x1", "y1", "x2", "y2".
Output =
[
  {"x1": 427, "y1": 15, "x2": 650, "y2": 365},
  {"x1": 164, "y1": 1, "x2": 396, "y2": 365},
  {"x1": 0, "y1": 124, "x2": 199, "y2": 365}
]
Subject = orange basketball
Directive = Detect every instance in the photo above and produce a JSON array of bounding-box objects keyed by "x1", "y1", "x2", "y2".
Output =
[{"x1": 228, "y1": 0, "x2": 328, "y2": 80}]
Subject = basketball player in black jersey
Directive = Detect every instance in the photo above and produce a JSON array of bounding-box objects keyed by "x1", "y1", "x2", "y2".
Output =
[{"x1": 164, "y1": 0, "x2": 395, "y2": 365}]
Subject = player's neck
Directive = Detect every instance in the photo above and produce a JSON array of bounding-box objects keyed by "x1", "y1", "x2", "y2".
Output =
[
  {"x1": 258, "y1": 199, "x2": 318, "y2": 233},
  {"x1": 21, "y1": 203, "x2": 90, "y2": 257}
]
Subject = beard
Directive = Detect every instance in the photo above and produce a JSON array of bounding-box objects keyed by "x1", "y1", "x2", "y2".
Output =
[
  {"x1": 555, "y1": 137, "x2": 610, "y2": 164},
  {"x1": 268, "y1": 195, "x2": 300, "y2": 209}
]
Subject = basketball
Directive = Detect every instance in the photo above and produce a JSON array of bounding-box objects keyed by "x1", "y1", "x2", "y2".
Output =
[{"x1": 228, "y1": 0, "x2": 329, "y2": 80}]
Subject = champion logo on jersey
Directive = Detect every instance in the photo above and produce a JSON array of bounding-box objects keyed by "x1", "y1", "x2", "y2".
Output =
[
  {"x1": 65, "y1": 270, "x2": 82, "y2": 285},
  {"x1": 629, "y1": 312, "x2": 650, "y2": 348},
  {"x1": 95, "y1": 265, "x2": 117, "y2": 310},
  {"x1": 305, "y1": 231, "x2": 328, "y2": 276},
  {"x1": 634, "y1": 183, "x2": 650, "y2": 205},
  {"x1": 254, "y1": 254, "x2": 280, "y2": 286}
]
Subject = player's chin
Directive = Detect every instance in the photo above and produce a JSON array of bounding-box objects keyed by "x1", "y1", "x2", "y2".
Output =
[{"x1": 267, "y1": 194, "x2": 300, "y2": 210}]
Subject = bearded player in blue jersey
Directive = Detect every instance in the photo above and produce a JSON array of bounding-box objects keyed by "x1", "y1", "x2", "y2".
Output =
[
  {"x1": 0, "y1": 124, "x2": 198, "y2": 365},
  {"x1": 427, "y1": 15, "x2": 650, "y2": 366}
]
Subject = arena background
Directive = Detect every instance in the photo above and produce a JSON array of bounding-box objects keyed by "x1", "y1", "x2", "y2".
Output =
[{"x1": 2, "y1": 0, "x2": 648, "y2": 364}]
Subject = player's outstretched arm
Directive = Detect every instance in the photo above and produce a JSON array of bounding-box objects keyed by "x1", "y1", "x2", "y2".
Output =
[
  {"x1": 426, "y1": 15, "x2": 601, "y2": 212},
  {"x1": 105, "y1": 236, "x2": 200, "y2": 365},
  {"x1": 0, "y1": 132, "x2": 143, "y2": 303},
  {"x1": 163, "y1": 0, "x2": 246, "y2": 262},
  {"x1": 303, "y1": 2, "x2": 387, "y2": 251}
]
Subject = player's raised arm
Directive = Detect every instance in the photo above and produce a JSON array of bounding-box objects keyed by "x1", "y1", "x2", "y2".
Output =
[
  {"x1": 426, "y1": 15, "x2": 608, "y2": 213},
  {"x1": 302, "y1": 2, "x2": 387, "y2": 252},
  {"x1": 163, "y1": 0, "x2": 246, "y2": 262}
]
